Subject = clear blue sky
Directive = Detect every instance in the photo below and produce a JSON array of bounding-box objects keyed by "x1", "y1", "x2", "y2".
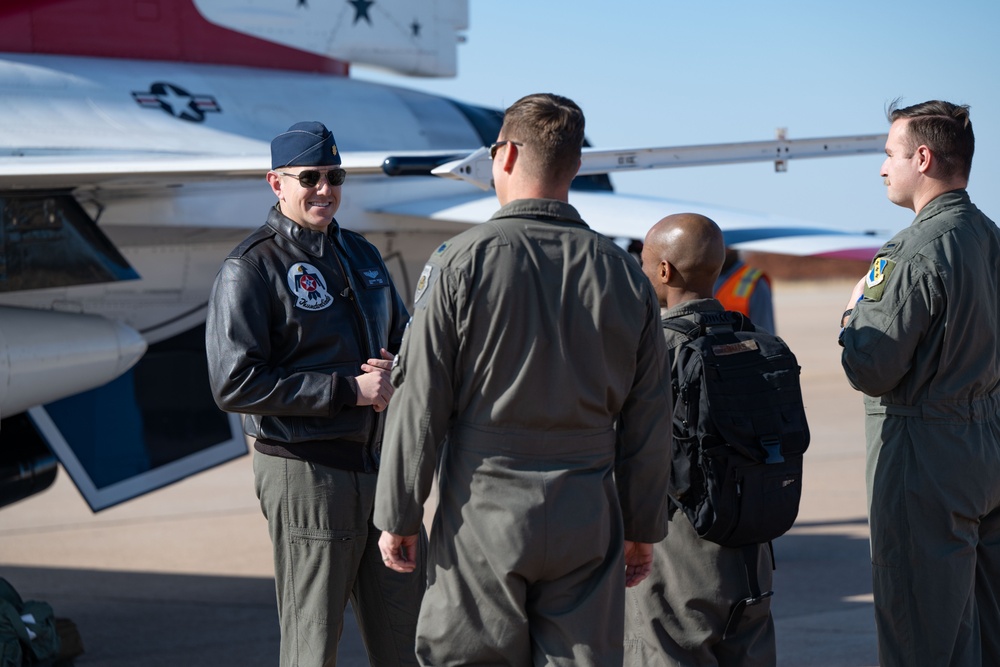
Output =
[{"x1": 353, "y1": 0, "x2": 1000, "y2": 237}]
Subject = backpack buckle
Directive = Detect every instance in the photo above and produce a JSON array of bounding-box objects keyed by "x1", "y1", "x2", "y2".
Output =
[{"x1": 761, "y1": 437, "x2": 784, "y2": 464}]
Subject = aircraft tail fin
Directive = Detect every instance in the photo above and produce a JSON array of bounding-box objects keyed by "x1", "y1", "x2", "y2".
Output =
[{"x1": 0, "y1": 0, "x2": 467, "y2": 77}]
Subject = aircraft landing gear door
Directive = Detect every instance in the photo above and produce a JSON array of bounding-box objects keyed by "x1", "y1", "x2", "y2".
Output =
[{"x1": 28, "y1": 324, "x2": 247, "y2": 512}]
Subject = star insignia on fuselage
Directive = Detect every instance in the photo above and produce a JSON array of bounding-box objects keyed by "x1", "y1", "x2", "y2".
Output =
[
  {"x1": 349, "y1": 0, "x2": 374, "y2": 25},
  {"x1": 132, "y1": 82, "x2": 221, "y2": 123}
]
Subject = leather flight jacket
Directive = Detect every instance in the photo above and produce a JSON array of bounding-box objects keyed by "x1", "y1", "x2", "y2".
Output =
[{"x1": 207, "y1": 205, "x2": 408, "y2": 472}]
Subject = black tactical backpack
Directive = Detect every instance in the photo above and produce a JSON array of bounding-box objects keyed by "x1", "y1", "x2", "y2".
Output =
[{"x1": 664, "y1": 310, "x2": 810, "y2": 635}]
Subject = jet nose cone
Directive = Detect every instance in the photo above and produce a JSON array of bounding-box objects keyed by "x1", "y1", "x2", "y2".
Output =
[{"x1": 112, "y1": 319, "x2": 148, "y2": 377}]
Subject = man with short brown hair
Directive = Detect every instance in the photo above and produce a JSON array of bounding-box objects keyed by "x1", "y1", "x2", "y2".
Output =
[
  {"x1": 374, "y1": 93, "x2": 673, "y2": 666},
  {"x1": 840, "y1": 100, "x2": 1000, "y2": 666}
]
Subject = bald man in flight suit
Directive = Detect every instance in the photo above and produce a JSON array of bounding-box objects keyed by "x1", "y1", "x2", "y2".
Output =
[{"x1": 625, "y1": 213, "x2": 776, "y2": 667}]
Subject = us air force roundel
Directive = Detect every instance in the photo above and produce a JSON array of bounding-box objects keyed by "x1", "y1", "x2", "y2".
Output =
[
  {"x1": 863, "y1": 257, "x2": 895, "y2": 301},
  {"x1": 287, "y1": 263, "x2": 333, "y2": 311}
]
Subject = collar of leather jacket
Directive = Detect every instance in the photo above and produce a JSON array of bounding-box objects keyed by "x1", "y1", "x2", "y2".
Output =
[{"x1": 266, "y1": 204, "x2": 344, "y2": 258}]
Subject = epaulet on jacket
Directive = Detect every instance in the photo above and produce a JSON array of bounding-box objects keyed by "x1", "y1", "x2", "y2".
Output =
[{"x1": 229, "y1": 225, "x2": 276, "y2": 260}]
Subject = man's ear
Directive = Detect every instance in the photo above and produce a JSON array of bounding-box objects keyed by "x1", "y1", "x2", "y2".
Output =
[
  {"x1": 915, "y1": 144, "x2": 933, "y2": 174},
  {"x1": 266, "y1": 171, "x2": 283, "y2": 198},
  {"x1": 500, "y1": 141, "x2": 519, "y2": 174},
  {"x1": 661, "y1": 260, "x2": 673, "y2": 285}
]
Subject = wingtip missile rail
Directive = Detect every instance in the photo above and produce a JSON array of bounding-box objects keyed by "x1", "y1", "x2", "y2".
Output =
[{"x1": 429, "y1": 133, "x2": 888, "y2": 190}]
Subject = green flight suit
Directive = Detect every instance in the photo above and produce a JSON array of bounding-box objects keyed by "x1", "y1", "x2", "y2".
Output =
[
  {"x1": 841, "y1": 190, "x2": 1000, "y2": 667},
  {"x1": 624, "y1": 298, "x2": 776, "y2": 667},
  {"x1": 374, "y1": 199, "x2": 673, "y2": 666}
]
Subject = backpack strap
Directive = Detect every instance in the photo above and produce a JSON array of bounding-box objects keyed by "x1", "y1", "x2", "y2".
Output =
[
  {"x1": 662, "y1": 309, "x2": 755, "y2": 339},
  {"x1": 662, "y1": 316, "x2": 701, "y2": 339},
  {"x1": 727, "y1": 310, "x2": 756, "y2": 333},
  {"x1": 662, "y1": 310, "x2": 752, "y2": 520},
  {"x1": 723, "y1": 543, "x2": 776, "y2": 639}
]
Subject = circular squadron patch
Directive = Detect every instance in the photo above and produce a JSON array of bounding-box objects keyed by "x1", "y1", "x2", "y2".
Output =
[{"x1": 287, "y1": 263, "x2": 333, "y2": 311}]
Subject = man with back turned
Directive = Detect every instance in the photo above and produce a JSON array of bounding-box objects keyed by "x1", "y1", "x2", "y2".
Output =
[{"x1": 373, "y1": 93, "x2": 673, "y2": 666}]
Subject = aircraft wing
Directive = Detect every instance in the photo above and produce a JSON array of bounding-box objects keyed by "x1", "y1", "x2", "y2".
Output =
[
  {"x1": 0, "y1": 151, "x2": 445, "y2": 190},
  {"x1": 373, "y1": 190, "x2": 887, "y2": 262},
  {"x1": 1, "y1": 145, "x2": 883, "y2": 513}
]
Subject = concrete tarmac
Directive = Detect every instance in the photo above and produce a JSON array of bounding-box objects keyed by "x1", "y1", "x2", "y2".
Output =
[{"x1": 0, "y1": 278, "x2": 877, "y2": 666}]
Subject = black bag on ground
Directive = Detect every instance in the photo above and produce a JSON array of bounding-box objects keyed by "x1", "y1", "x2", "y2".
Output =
[
  {"x1": 665, "y1": 310, "x2": 810, "y2": 548},
  {"x1": 0, "y1": 578, "x2": 60, "y2": 667}
]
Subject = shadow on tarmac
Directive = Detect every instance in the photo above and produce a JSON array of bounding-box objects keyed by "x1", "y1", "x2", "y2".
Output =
[
  {"x1": 1, "y1": 566, "x2": 284, "y2": 666},
  {"x1": 3, "y1": 521, "x2": 876, "y2": 667},
  {"x1": 772, "y1": 519, "x2": 878, "y2": 667}
]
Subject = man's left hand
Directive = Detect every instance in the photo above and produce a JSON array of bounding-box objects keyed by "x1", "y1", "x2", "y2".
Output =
[
  {"x1": 361, "y1": 348, "x2": 395, "y2": 372},
  {"x1": 379, "y1": 530, "x2": 419, "y2": 573},
  {"x1": 624, "y1": 540, "x2": 653, "y2": 587}
]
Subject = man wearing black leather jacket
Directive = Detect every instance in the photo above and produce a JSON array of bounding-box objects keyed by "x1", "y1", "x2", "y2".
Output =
[{"x1": 206, "y1": 121, "x2": 424, "y2": 667}]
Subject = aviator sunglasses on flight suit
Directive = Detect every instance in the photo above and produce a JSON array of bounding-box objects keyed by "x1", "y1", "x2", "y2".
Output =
[{"x1": 274, "y1": 168, "x2": 347, "y2": 188}]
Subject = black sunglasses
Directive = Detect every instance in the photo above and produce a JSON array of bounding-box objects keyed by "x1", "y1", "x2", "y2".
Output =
[
  {"x1": 274, "y1": 168, "x2": 347, "y2": 188},
  {"x1": 489, "y1": 140, "x2": 523, "y2": 160}
]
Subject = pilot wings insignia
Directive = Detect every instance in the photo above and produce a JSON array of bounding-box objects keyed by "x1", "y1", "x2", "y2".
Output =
[{"x1": 357, "y1": 267, "x2": 386, "y2": 288}]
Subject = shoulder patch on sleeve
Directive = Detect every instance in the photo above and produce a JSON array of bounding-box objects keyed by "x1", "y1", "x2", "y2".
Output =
[
  {"x1": 413, "y1": 263, "x2": 435, "y2": 306},
  {"x1": 863, "y1": 257, "x2": 895, "y2": 301}
]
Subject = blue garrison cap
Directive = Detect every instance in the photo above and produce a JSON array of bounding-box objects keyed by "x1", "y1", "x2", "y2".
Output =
[{"x1": 270, "y1": 121, "x2": 341, "y2": 169}]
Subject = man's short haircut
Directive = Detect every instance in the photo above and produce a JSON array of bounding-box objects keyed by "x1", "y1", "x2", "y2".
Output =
[
  {"x1": 501, "y1": 93, "x2": 585, "y2": 183},
  {"x1": 887, "y1": 99, "x2": 975, "y2": 181}
]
